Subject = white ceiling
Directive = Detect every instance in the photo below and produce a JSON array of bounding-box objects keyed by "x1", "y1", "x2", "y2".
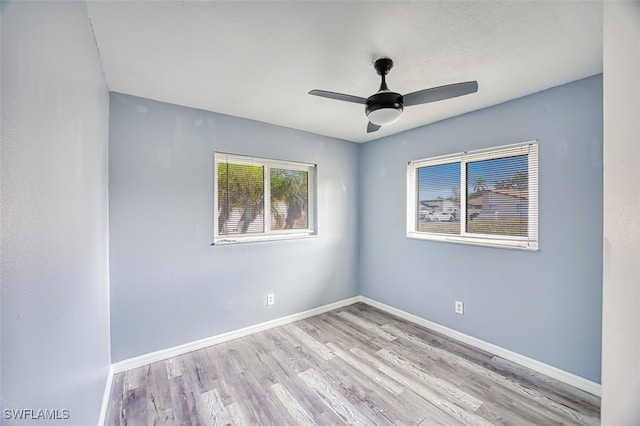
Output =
[{"x1": 86, "y1": 1, "x2": 603, "y2": 143}]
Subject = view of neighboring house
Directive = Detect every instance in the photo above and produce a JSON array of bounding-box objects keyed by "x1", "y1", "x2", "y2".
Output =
[
  {"x1": 467, "y1": 195, "x2": 483, "y2": 219},
  {"x1": 419, "y1": 188, "x2": 528, "y2": 222},
  {"x1": 470, "y1": 189, "x2": 528, "y2": 220}
]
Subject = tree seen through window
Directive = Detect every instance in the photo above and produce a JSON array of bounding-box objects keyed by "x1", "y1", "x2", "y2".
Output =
[{"x1": 216, "y1": 156, "x2": 313, "y2": 239}]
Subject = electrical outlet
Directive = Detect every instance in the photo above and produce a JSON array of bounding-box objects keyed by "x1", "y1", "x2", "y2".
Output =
[
  {"x1": 267, "y1": 293, "x2": 275, "y2": 306},
  {"x1": 455, "y1": 301, "x2": 464, "y2": 315}
]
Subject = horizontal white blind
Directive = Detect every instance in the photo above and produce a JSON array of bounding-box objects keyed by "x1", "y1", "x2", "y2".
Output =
[
  {"x1": 216, "y1": 159, "x2": 265, "y2": 235},
  {"x1": 214, "y1": 153, "x2": 316, "y2": 244},
  {"x1": 270, "y1": 167, "x2": 310, "y2": 231},
  {"x1": 415, "y1": 162, "x2": 461, "y2": 235},
  {"x1": 407, "y1": 141, "x2": 538, "y2": 250},
  {"x1": 466, "y1": 154, "x2": 529, "y2": 237}
]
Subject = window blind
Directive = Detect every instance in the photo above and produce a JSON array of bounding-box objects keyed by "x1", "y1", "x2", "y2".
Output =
[
  {"x1": 407, "y1": 141, "x2": 538, "y2": 250},
  {"x1": 214, "y1": 153, "x2": 316, "y2": 244}
]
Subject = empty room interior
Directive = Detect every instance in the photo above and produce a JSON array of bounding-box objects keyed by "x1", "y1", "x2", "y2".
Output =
[{"x1": 1, "y1": 1, "x2": 639, "y2": 425}]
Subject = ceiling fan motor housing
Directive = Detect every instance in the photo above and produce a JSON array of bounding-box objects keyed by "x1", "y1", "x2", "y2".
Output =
[
  {"x1": 366, "y1": 91, "x2": 404, "y2": 125},
  {"x1": 308, "y1": 56, "x2": 478, "y2": 131}
]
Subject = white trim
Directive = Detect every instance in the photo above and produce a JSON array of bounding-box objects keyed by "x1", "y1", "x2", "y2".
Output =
[
  {"x1": 97, "y1": 365, "x2": 114, "y2": 426},
  {"x1": 108, "y1": 294, "x2": 600, "y2": 398},
  {"x1": 406, "y1": 165, "x2": 417, "y2": 233},
  {"x1": 408, "y1": 141, "x2": 536, "y2": 167},
  {"x1": 111, "y1": 296, "x2": 360, "y2": 374},
  {"x1": 213, "y1": 232, "x2": 317, "y2": 245},
  {"x1": 359, "y1": 296, "x2": 601, "y2": 397},
  {"x1": 215, "y1": 152, "x2": 316, "y2": 169},
  {"x1": 406, "y1": 232, "x2": 539, "y2": 251}
]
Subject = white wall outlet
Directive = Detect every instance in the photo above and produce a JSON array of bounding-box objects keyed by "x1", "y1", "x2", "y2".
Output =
[
  {"x1": 455, "y1": 301, "x2": 464, "y2": 315},
  {"x1": 266, "y1": 293, "x2": 275, "y2": 306}
]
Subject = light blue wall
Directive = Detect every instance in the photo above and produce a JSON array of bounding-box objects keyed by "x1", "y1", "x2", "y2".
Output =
[
  {"x1": 109, "y1": 93, "x2": 360, "y2": 362},
  {"x1": 360, "y1": 75, "x2": 603, "y2": 382},
  {"x1": 1, "y1": 1, "x2": 111, "y2": 424}
]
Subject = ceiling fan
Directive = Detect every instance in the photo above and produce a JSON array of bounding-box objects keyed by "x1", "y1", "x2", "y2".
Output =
[{"x1": 309, "y1": 58, "x2": 478, "y2": 133}]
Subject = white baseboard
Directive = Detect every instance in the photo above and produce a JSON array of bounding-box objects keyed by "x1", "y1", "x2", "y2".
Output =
[
  {"x1": 97, "y1": 365, "x2": 114, "y2": 426},
  {"x1": 111, "y1": 296, "x2": 361, "y2": 374},
  {"x1": 359, "y1": 296, "x2": 601, "y2": 397},
  {"x1": 107, "y1": 294, "x2": 600, "y2": 399}
]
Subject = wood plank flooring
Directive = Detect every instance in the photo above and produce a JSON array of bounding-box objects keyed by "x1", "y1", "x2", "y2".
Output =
[{"x1": 104, "y1": 303, "x2": 600, "y2": 425}]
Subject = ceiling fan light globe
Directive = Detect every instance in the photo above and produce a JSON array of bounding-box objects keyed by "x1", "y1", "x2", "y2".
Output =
[
  {"x1": 365, "y1": 91, "x2": 404, "y2": 126},
  {"x1": 367, "y1": 107, "x2": 403, "y2": 126}
]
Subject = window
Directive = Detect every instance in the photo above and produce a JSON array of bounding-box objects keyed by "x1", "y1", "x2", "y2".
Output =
[
  {"x1": 407, "y1": 141, "x2": 538, "y2": 250},
  {"x1": 214, "y1": 153, "x2": 316, "y2": 244}
]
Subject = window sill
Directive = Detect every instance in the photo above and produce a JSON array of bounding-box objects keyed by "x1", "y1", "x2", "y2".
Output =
[
  {"x1": 212, "y1": 232, "x2": 317, "y2": 245},
  {"x1": 407, "y1": 232, "x2": 538, "y2": 251}
]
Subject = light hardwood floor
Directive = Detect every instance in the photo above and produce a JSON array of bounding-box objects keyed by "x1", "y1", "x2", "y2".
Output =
[{"x1": 105, "y1": 303, "x2": 600, "y2": 425}]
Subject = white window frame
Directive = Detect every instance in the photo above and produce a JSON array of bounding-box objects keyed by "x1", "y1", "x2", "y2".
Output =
[
  {"x1": 407, "y1": 141, "x2": 539, "y2": 251},
  {"x1": 214, "y1": 152, "x2": 317, "y2": 245}
]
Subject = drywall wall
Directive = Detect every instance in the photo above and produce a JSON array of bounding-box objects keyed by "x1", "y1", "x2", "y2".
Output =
[
  {"x1": 1, "y1": 1, "x2": 111, "y2": 424},
  {"x1": 360, "y1": 75, "x2": 603, "y2": 382},
  {"x1": 109, "y1": 93, "x2": 360, "y2": 362},
  {"x1": 601, "y1": 1, "x2": 640, "y2": 423}
]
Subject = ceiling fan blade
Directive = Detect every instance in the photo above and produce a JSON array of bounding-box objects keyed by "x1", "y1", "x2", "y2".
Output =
[
  {"x1": 309, "y1": 89, "x2": 367, "y2": 104},
  {"x1": 403, "y1": 81, "x2": 478, "y2": 107},
  {"x1": 367, "y1": 122, "x2": 381, "y2": 133}
]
